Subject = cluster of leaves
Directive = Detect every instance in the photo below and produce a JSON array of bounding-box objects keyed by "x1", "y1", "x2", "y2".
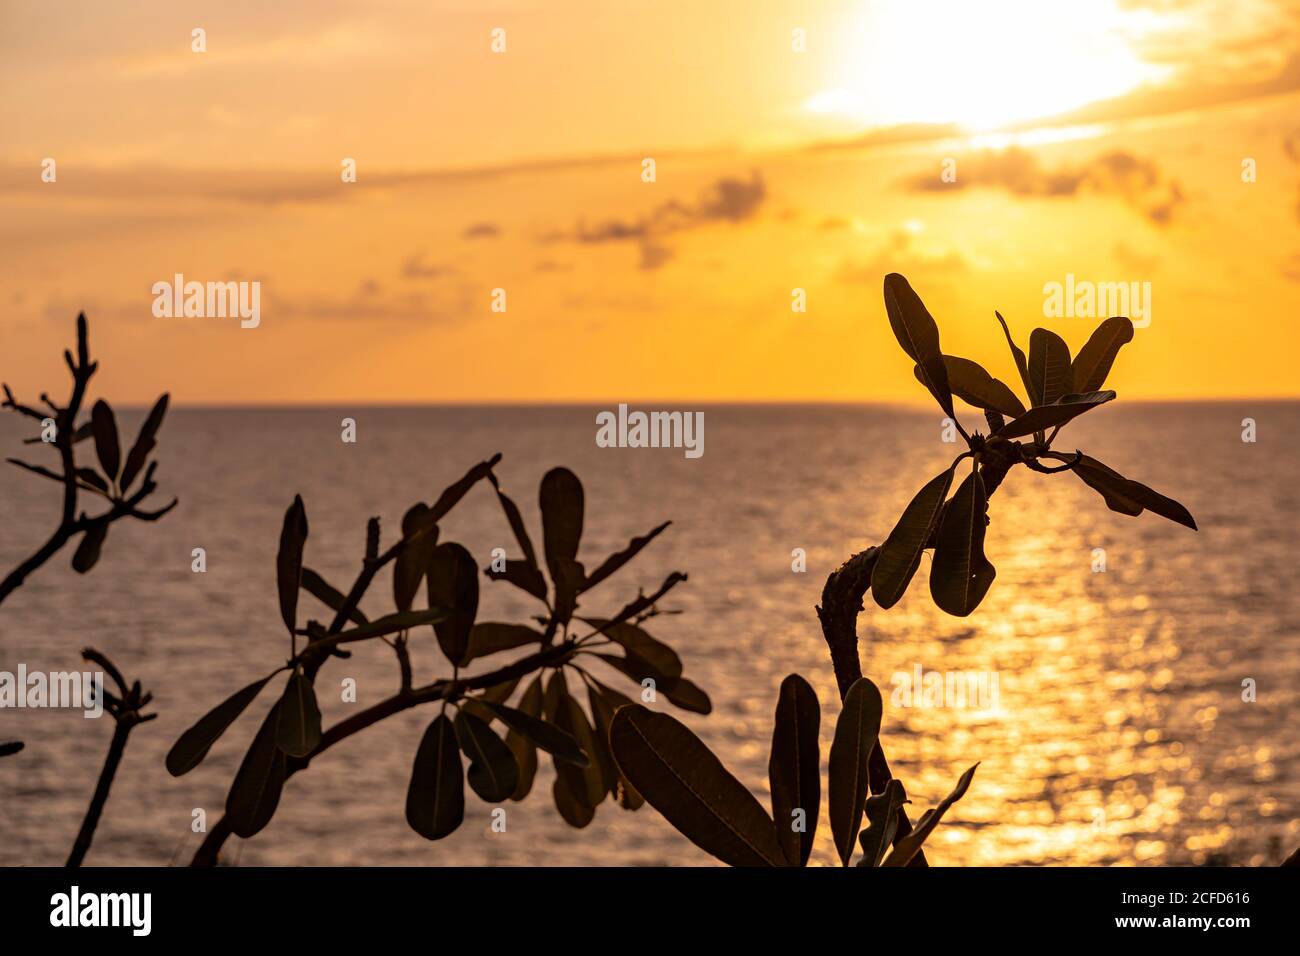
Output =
[
  {"x1": 610, "y1": 674, "x2": 976, "y2": 866},
  {"x1": 165, "y1": 460, "x2": 708, "y2": 854},
  {"x1": 873, "y1": 274, "x2": 1196, "y2": 617}
]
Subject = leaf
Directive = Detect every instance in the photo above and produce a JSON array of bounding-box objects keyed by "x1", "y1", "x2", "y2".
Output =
[
  {"x1": 119, "y1": 393, "x2": 168, "y2": 491},
  {"x1": 426, "y1": 542, "x2": 479, "y2": 667},
  {"x1": 586, "y1": 679, "x2": 645, "y2": 809},
  {"x1": 75, "y1": 468, "x2": 108, "y2": 492},
  {"x1": 275, "y1": 670, "x2": 321, "y2": 758},
  {"x1": 916, "y1": 356, "x2": 1025, "y2": 418},
  {"x1": 90, "y1": 400, "x2": 120, "y2": 481},
  {"x1": 930, "y1": 468, "x2": 996, "y2": 617},
  {"x1": 593, "y1": 653, "x2": 711, "y2": 714},
  {"x1": 454, "y1": 711, "x2": 519, "y2": 802},
  {"x1": 610, "y1": 705, "x2": 787, "y2": 867},
  {"x1": 872, "y1": 464, "x2": 958, "y2": 609},
  {"x1": 540, "y1": 467, "x2": 585, "y2": 620},
  {"x1": 1071, "y1": 316, "x2": 1134, "y2": 393},
  {"x1": 427, "y1": 455, "x2": 499, "y2": 522},
  {"x1": 71, "y1": 523, "x2": 108, "y2": 574},
  {"x1": 768, "y1": 674, "x2": 821, "y2": 866},
  {"x1": 485, "y1": 559, "x2": 548, "y2": 601},
  {"x1": 996, "y1": 390, "x2": 1116, "y2": 440},
  {"x1": 326, "y1": 607, "x2": 450, "y2": 644},
  {"x1": 276, "y1": 495, "x2": 308, "y2": 635},
  {"x1": 393, "y1": 503, "x2": 438, "y2": 613},
  {"x1": 883, "y1": 274, "x2": 953, "y2": 417},
  {"x1": 828, "y1": 677, "x2": 883, "y2": 866},
  {"x1": 0, "y1": 741, "x2": 23, "y2": 758},
  {"x1": 857, "y1": 778, "x2": 907, "y2": 867},
  {"x1": 225, "y1": 703, "x2": 288, "y2": 839},
  {"x1": 464, "y1": 623, "x2": 544, "y2": 663},
  {"x1": 547, "y1": 673, "x2": 604, "y2": 825},
  {"x1": 300, "y1": 567, "x2": 368, "y2": 626},
  {"x1": 1071, "y1": 454, "x2": 1197, "y2": 530},
  {"x1": 488, "y1": 473, "x2": 539, "y2": 568},
  {"x1": 1028, "y1": 328, "x2": 1072, "y2": 407},
  {"x1": 165, "y1": 675, "x2": 275, "y2": 776},
  {"x1": 579, "y1": 617, "x2": 682, "y2": 678},
  {"x1": 881, "y1": 763, "x2": 978, "y2": 867},
  {"x1": 7, "y1": 458, "x2": 63, "y2": 483},
  {"x1": 478, "y1": 699, "x2": 588, "y2": 767},
  {"x1": 503, "y1": 676, "x2": 543, "y2": 800},
  {"x1": 994, "y1": 311, "x2": 1034, "y2": 405},
  {"x1": 405, "y1": 714, "x2": 465, "y2": 840},
  {"x1": 580, "y1": 521, "x2": 671, "y2": 594}
]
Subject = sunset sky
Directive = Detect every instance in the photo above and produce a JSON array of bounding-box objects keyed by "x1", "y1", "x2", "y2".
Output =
[{"x1": 2, "y1": 0, "x2": 1299, "y2": 404}]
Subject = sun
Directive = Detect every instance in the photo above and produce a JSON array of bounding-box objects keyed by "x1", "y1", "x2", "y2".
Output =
[{"x1": 806, "y1": 0, "x2": 1169, "y2": 132}]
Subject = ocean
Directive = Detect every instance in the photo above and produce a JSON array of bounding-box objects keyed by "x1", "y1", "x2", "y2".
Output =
[{"x1": 1, "y1": 402, "x2": 1296, "y2": 866}]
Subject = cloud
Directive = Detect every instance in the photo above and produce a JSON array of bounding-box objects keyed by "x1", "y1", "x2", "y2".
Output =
[
  {"x1": 402, "y1": 254, "x2": 455, "y2": 279},
  {"x1": 904, "y1": 148, "x2": 1186, "y2": 226},
  {"x1": 835, "y1": 228, "x2": 970, "y2": 285},
  {"x1": 462, "y1": 222, "x2": 500, "y2": 239}
]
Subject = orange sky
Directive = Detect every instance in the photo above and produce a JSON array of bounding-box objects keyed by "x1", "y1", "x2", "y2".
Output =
[{"x1": 2, "y1": 0, "x2": 1299, "y2": 404}]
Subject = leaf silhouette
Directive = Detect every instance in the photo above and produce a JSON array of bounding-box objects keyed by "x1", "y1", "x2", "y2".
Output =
[
  {"x1": 994, "y1": 312, "x2": 1034, "y2": 405},
  {"x1": 427, "y1": 455, "x2": 500, "y2": 522},
  {"x1": 610, "y1": 705, "x2": 786, "y2": 866},
  {"x1": 881, "y1": 763, "x2": 978, "y2": 867},
  {"x1": 579, "y1": 617, "x2": 682, "y2": 678},
  {"x1": 119, "y1": 393, "x2": 168, "y2": 492},
  {"x1": 300, "y1": 567, "x2": 368, "y2": 626},
  {"x1": 90, "y1": 400, "x2": 120, "y2": 481},
  {"x1": 405, "y1": 714, "x2": 465, "y2": 840},
  {"x1": 393, "y1": 503, "x2": 438, "y2": 613},
  {"x1": 485, "y1": 559, "x2": 548, "y2": 601},
  {"x1": 857, "y1": 778, "x2": 907, "y2": 867},
  {"x1": 996, "y1": 390, "x2": 1115, "y2": 440},
  {"x1": 71, "y1": 523, "x2": 108, "y2": 574},
  {"x1": 828, "y1": 677, "x2": 883, "y2": 866},
  {"x1": 464, "y1": 623, "x2": 545, "y2": 663},
  {"x1": 586, "y1": 679, "x2": 645, "y2": 809},
  {"x1": 1071, "y1": 454, "x2": 1197, "y2": 529},
  {"x1": 426, "y1": 542, "x2": 479, "y2": 667},
  {"x1": 915, "y1": 355, "x2": 1026, "y2": 418},
  {"x1": 930, "y1": 468, "x2": 996, "y2": 617},
  {"x1": 872, "y1": 464, "x2": 958, "y2": 609},
  {"x1": 547, "y1": 672, "x2": 603, "y2": 826},
  {"x1": 455, "y1": 710, "x2": 519, "y2": 802},
  {"x1": 593, "y1": 653, "x2": 711, "y2": 714},
  {"x1": 768, "y1": 674, "x2": 821, "y2": 866},
  {"x1": 479, "y1": 698, "x2": 588, "y2": 767},
  {"x1": 225, "y1": 703, "x2": 288, "y2": 839},
  {"x1": 166, "y1": 675, "x2": 275, "y2": 776},
  {"x1": 76, "y1": 467, "x2": 108, "y2": 493},
  {"x1": 540, "y1": 467, "x2": 585, "y2": 621},
  {"x1": 275, "y1": 670, "x2": 321, "y2": 758},
  {"x1": 276, "y1": 496, "x2": 308, "y2": 635},
  {"x1": 1028, "y1": 328, "x2": 1072, "y2": 407},
  {"x1": 580, "y1": 521, "x2": 671, "y2": 594},
  {"x1": 1071, "y1": 316, "x2": 1134, "y2": 393},
  {"x1": 502, "y1": 675, "x2": 543, "y2": 800},
  {"x1": 883, "y1": 274, "x2": 954, "y2": 417}
]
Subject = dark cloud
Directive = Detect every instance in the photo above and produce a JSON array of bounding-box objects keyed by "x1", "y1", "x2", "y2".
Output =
[
  {"x1": 462, "y1": 222, "x2": 500, "y2": 239},
  {"x1": 402, "y1": 254, "x2": 454, "y2": 279},
  {"x1": 904, "y1": 148, "x2": 1186, "y2": 226}
]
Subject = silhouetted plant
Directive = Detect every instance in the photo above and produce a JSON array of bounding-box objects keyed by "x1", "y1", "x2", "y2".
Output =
[
  {"x1": 168, "y1": 461, "x2": 705, "y2": 864},
  {"x1": 611, "y1": 674, "x2": 976, "y2": 867},
  {"x1": 0, "y1": 312, "x2": 175, "y2": 605}
]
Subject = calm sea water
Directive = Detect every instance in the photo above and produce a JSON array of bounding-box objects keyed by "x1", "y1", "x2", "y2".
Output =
[{"x1": 1, "y1": 403, "x2": 1296, "y2": 866}]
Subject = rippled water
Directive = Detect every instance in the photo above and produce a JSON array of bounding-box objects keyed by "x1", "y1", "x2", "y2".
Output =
[{"x1": 1, "y1": 403, "x2": 1296, "y2": 866}]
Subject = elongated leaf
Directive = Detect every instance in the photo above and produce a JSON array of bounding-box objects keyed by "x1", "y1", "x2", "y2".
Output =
[
  {"x1": 488, "y1": 474, "x2": 539, "y2": 567},
  {"x1": 882, "y1": 763, "x2": 978, "y2": 867},
  {"x1": 994, "y1": 311, "x2": 1034, "y2": 405},
  {"x1": 540, "y1": 468, "x2": 585, "y2": 621},
  {"x1": 579, "y1": 617, "x2": 682, "y2": 678},
  {"x1": 479, "y1": 699, "x2": 588, "y2": 767},
  {"x1": 326, "y1": 607, "x2": 450, "y2": 645},
  {"x1": 548, "y1": 673, "x2": 604, "y2": 825},
  {"x1": 276, "y1": 496, "x2": 308, "y2": 635},
  {"x1": 119, "y1": 393, "x2": 168, "y2": 491},
  {"x1": 166, "y1": 675, "x2": 275, "y2": 776},
  {"x1": 455, "y1": 711, "x2": 519, "y2": 802},
  {"x1": 883, "y1": 274, "x2": 953, "y2": 417},
  {"x1": 930, "y1": 468, "x2": 996, "y2": 617},
  {"x1": 503, "y1": 676, "x2": 543, "y2": 800},
  {"x1": 586, "y1": 680, "x2": 644, "y2": 809},
  {"x1": 76, "y1": 468, "x2": 108, "y2": 492},
  {"x1": 769, "y1": 674, "x2": 821, "y2": 866},
  {"x1": 580, "y1": 521, "x2": 671, "y2": 594},
  {"x1": 1072, "y1": 455, "x2": 1197, "y2": 529},
  {"x1": 593, "y1": 653, "x2": 711, "y2": 714},
  {"x1": 0, "y1": 741, "x2": 23, "y2": 758},
  {"x1": 872, "y1": 465, "x2": 958, "y2": 609},
  {"x1": 465, "y1": 623, "x2": 544, "y2": 663},
  {"x1": 485, "y1": 559, "x2": 548, "y2": 600},
  {"x1": 90, "y1": 400, "x2": 120, "y2": 481},
  {"x1": 1071, "y1": 316, "x2": 1134, "y2": 393},
  {"x1": 996, "y1": 390, "x2": 1115, "y2": 440},
  {"x1": 1028, "y1": 328, "x2": 1072, "y2": 407},
  {"x1": 610, "y1": 705, "x2": 786, "y2": 867},
  {"x1": 426, "y1": 542, "x2": 478, "y2": 666},
  {"x1": 225, "y1": 703, "x2": 287, "y2": 839},
  {"x1": 71, "y1": 523, "x2": 108, "y2": 574},
  {"x1": 428, "y1": 455, "x2": 499, "y2": 522},
  {"x1": 916, "y1": 356, "x2": 1025, "y2": 418},
  {"x1": 405, "y1": 714, "x2": 464, "y2": 840},
  {"x1": 301, "y1": 567, "x2": 367, "y2": 626},
  {"x1": 829, "y1": 678, "x2": 883, "y2": 866},
  {"x1": 393, "y1": 503, "x2": 438, "y2": 613},
  {"x1": 857, "y1": 778, "x2": 907, "y2": 867},
  {"x1": 275, "y1": 670, "x2": 321, "y2": 757}
]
